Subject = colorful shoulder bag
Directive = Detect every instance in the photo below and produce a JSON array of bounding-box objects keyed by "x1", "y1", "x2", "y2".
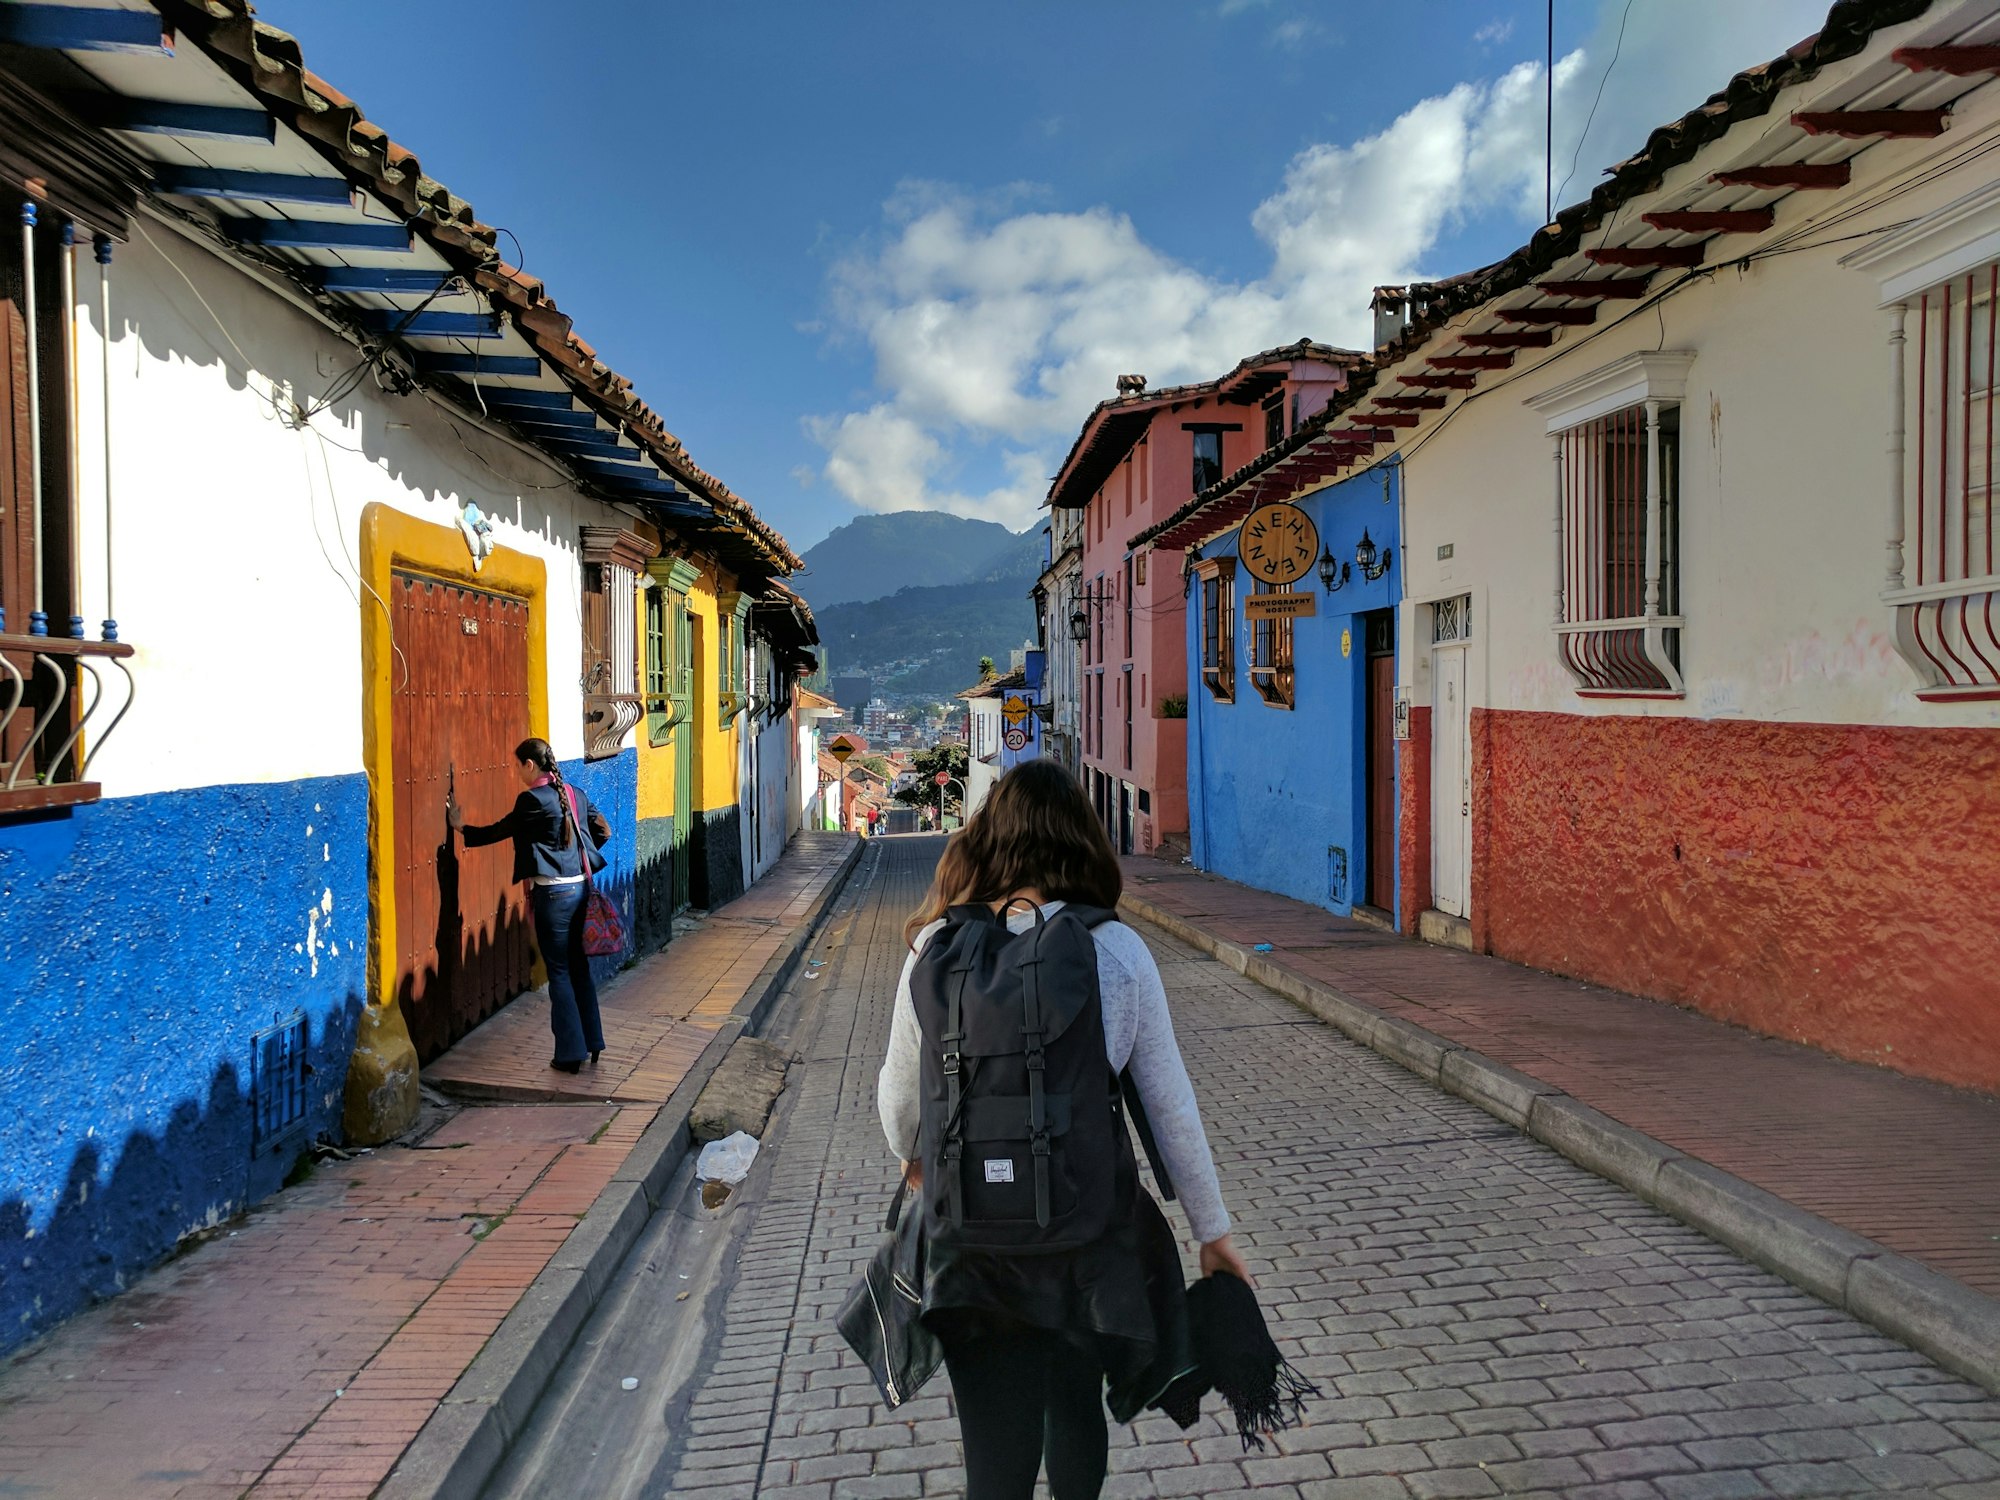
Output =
[{"x1": 564, "y1": 785, "x2": 626, "y2": 958}]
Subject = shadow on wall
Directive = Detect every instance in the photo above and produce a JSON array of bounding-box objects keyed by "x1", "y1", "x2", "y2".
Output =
[
  {"x1": 0, "y1": 997, "x2": 363, "y2": 1357},
  {"x1": 691, "y1": 805, "x2": 744, "y2": 911},
  {"x1": 0, "y1": 774, "x2": 369, "y2": 1357}
]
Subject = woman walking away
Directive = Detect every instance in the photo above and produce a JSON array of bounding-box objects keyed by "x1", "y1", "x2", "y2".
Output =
[
  {"x1": 877, "y1": 760, "x2": 1249, "y2": 1500},
  {"x1": 450, "y1": 737, "x2": 612, "y2": 1074}
]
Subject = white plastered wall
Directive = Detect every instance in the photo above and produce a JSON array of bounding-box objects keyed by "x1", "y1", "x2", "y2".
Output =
[
  {"x1": 62, "y1": 212, "x2": 640, "y2": 798},
  {"x1": 1399, "y1": 84, "x2": 2000, "y2": 735}
]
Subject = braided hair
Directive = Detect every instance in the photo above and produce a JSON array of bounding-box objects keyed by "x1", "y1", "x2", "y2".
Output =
[{"x1": 515, "y1": 737, "x2": 572, "y2": 848}]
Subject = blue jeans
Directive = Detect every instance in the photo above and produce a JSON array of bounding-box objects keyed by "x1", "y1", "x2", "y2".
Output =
[{"x1": 530, "y1": 882, "x2": 605, "y2": 1063}]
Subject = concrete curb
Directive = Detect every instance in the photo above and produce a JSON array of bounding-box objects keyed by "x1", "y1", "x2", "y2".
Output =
[
  {"x1": 1118, "y1": 888, "x2": 2000, "y2": 1398},
  {"x1": 379, "y1": 835, "x2": 866, "y2": 1500}
]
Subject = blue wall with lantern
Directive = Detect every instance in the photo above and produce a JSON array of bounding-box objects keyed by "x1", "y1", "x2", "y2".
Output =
[{"x1": 1186, "y1": 461, "x2": 1401, "y2": 918}]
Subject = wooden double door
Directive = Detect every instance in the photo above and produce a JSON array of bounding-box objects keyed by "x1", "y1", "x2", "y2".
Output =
[{"x1": 389, "y1": 572, "x2": 536, "y2": 1061}]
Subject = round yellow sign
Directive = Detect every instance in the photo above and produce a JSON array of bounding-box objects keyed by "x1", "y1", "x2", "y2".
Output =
[{"x1": 1237, "y1": 502, "x2": 1320, "y2": 586}]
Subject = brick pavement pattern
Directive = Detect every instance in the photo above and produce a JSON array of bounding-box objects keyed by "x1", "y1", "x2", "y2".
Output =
[
  {"x1": 1117, "y1": 858, "x2": 2000, "y2": 1300},
  {"x1": 654, "y1": 836, "x2": 2000, "y2": 1499},
  {"x1": 0, "y1": 834, "x2": 855, "y2": 1500}
]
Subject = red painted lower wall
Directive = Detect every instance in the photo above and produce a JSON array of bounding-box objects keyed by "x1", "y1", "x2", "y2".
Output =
[
  {"x1": 1398, "y1": 706, "x2": 1431, "y2": 937},
  {"x1": 1470, "y1": 708, "x2": 2000, "y2": 1093}
]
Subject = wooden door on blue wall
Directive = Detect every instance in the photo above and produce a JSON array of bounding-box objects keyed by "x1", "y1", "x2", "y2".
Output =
[{"x1": 1365, "y1": 610, "x2": 1397, "y2": 913}]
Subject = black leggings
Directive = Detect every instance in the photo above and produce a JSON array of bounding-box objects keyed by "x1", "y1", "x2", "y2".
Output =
[{"x1": 944, "y1": 1323, "x2": 1108, "y2": 1500}]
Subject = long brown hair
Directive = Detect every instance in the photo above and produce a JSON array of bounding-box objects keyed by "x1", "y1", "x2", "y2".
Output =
[
  {"x1": 516, "y1": 737, "x2": 571, "y2": 847},
  {"x1": 904, "y1": 760, "x2": 1121, "y2": 945}
]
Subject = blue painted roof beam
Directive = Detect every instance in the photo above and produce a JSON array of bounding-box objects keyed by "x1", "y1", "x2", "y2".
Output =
[
  {"x1": 355, "y1": 309, "x2": 502, "y2": 340},
  {"x1": 154, "y1": 166, "x2": 353, "y2": 207},
  {"x1": 91, "y1": 99, "x2": 273, "y2": 142},
  {"x1": 417, "y1": 354, "x2": 544, "y2": 379},
  {"x1": 529, "y1": 432, "x2": 638, "y2": 461},
  {"x1": 226, "y1": 218, "x2": 412, "y2": 252},
  {"x1": 486, "y1": 406, "x2": 601, "y2": 433},
  {"x1": 0, "y1": 5, "x2": 172, "y2": 52},
  {"x1": 316, "y1": 266, "x2": 460, "y2": 295},
  {"x1": 573, "y1": 457, "x2": 677, "y2": 489},
  {"x1": 478, "y1": 387, "x2": 578, "y2": 412}
]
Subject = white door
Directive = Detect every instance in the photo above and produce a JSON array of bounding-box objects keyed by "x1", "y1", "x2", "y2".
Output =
[{"x1": 1430, "y1": 645, "x2": 1470, "y2": 917}]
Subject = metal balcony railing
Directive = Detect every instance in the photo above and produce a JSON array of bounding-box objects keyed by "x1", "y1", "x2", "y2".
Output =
[{"x1": 0, "y1": 634, "x2": 137, "y2": 815}]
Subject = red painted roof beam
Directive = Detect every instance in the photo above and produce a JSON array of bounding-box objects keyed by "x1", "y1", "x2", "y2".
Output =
[
  {"x1": 1643, "y1": 208, "x2": 1776, "y2": 233},
  {"x1": 1364, "y1": 411, "x2": 1424, "y2": 426},
  {"x1": 1430, "y1": 353, "x2": 1514, "y2": 370},
  {"x1": 1321, "y1": 428, "x2": 1395, "y2": 443},
  {"x1": 1498, "y1": 305, "x2": 1596, "y2": 325},
  {"x1": 1400, "y1": 373, "x2": 1478, "y2": 389},
  {"x1": 1712, "y1": 162, "x2": 1850, "y2": 189},
  {"x1": 1462, "y1": 330, "x2": 1555, "y2": 348},
  {"x1": 1586, "y1": 243, "x2": 1705, "y2": 268},
  {"x1": 1379, "y1": 393, "x2": 1450, "y2": 406},
  {"x1": 1892, "y1": 45, "x2": 2000, "y2": 75},
  {"x1": 1537, "y1": 277, "x2": 1653, "y2": 299},
  {"x1": 1793, "y1": 108, "x2": 1948, "y2": 138}
]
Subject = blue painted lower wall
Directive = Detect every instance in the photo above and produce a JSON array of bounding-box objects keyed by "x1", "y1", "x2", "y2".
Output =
[
  {"x1": 563, "y1": 751, "x2": 639, "y2": 983},
  {"x1": 0, "y1": 774, "x2": 367, "y2": 1355},
  {"x1": 1188, "y1": 464, "x2": 1400, "y2": 918}
]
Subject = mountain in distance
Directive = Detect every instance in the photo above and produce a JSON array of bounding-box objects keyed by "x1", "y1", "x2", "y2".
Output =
[
  {"x1": 791, "y1": 510, "x2": 1045, "y2": 610},
  {"x1": 799, "y1": 511, "x2": 1048, "y2": 702}
]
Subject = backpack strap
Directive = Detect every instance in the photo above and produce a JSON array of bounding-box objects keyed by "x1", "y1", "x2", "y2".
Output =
[
  {"x1": 941, "y1": 958, "x2": 970, "y2": 1229},
  {"x1": 1119, "y1": 1070, "x2": 1178, "y2": 1202},
  {"x1": 1019, "y1": 915, "x2": 1054, "y2": 1229}
]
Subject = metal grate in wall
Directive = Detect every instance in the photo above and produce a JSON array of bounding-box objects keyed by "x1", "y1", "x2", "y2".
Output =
[{"x1": 251, "y1": 1013, "x2": 310, "y2": 1157}]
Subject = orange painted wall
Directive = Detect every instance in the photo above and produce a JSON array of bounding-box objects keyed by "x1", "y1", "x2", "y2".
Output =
[
  {"x1": 1470, "y1": 708, "x2": 2000, "y2": 1093},
  {"x1": 1399, "y1": 705, "x2": 1431, "y2": 937}
]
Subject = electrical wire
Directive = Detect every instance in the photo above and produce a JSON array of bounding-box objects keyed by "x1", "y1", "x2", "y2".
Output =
[{"x1": 1554, "y1": 0, "x2": 1636, "y2": 211}]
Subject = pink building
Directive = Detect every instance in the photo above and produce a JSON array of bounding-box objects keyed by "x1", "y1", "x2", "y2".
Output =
[{"x1": 1049, "y1": 343, "x2": 1361, "y2": 854}]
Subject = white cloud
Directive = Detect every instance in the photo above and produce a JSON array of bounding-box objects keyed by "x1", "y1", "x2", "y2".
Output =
[
  {"x1": 1270, "y1": 17, "x2": 1320, "y2": 50},
  {"x1": 1475, "y1": 17, "x2": 1516, "y2": 47},
  {"x1": 807, "y1": 0, "x2": 1828, "y2": 529}
]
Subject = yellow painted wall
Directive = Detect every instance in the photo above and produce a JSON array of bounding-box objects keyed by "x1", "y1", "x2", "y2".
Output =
[{"x1": 630, "y1": 553, "x2": 743, "y2": 824}]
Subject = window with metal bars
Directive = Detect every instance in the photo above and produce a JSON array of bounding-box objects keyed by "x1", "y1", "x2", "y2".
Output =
[
  {"x1": 1195, "y1": 557, "x2": 1235, "y2": 703},
  {"x1": 1249, "y1": 580, "x2": 1296, "y2": 709},
  {"x1": 1123, "y1": 557, "x2": 1133, "y2": 658},
  {"x1": 1892, "y1": 266, "x2": 2000, "y2": 697},
  {"x1": 1123, "y1": 665, "x2": 1133, "y2": 768},
  {"x1": 1556, "y1": 402, "x2": 1682, "y2": 695}
]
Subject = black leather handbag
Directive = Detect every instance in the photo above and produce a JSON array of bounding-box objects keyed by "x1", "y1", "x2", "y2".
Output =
[{"x1": 835, "y1": 1181, "x2": 942, "y2": 1409}]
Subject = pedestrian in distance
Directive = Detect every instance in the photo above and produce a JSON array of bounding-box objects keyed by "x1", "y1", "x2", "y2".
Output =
[
  {"x1": 877, "y1": 759, "x2": 1249, "y2": 1500},
  {"x1": 449, "y1": 736, "x2": 612, "y2": 1075}
]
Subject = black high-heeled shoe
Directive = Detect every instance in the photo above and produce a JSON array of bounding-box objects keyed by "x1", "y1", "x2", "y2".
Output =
[
  {"x1": 550, "y1": 1058, "x2": 583, "y2": 1074},
  {"x1": 590, "y1": 1051, "x2": 602, "y2": 1067}
]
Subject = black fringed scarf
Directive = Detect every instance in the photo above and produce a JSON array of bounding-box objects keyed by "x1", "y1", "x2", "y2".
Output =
[{"x1": 1156, "y1": 1271, "x2": 1319, "y2": 1450}]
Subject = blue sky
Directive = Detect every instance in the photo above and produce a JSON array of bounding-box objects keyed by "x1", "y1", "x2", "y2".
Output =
[{"x1": 256, "y1": 0, "x2": 1830, "y2": 550}]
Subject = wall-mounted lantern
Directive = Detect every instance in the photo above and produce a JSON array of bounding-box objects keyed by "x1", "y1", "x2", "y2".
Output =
[
  {"x1": 1356, "y1": 529, "x2": 1393, "y2": 582},
  {"x1": 1317, "y1": 546, "x2": 1350, "y2": 593}
]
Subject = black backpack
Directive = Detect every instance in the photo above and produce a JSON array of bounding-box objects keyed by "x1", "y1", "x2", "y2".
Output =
[{"x1": 911, "y1": 900, "x2": 1173, "y2": 1254}]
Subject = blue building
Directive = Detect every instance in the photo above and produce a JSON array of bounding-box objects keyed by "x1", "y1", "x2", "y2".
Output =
[{"x1": 1161, "y1": 461, "x2": 1403, "y2": 920}]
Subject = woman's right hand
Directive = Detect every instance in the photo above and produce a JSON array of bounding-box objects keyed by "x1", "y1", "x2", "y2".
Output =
[
  {"x1": 901, "y1": 1158, "x2": 923, "y2": 1190},
  {"x1": 1200, "y1": 1233, "x2": 1254, "y2": 1287},
  {"x1": 445, "y1": 794, "x2": 464, "y2": 831}
]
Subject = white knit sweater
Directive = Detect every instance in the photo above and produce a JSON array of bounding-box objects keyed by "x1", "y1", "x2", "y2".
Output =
[{"x1": 877, "y1": 904, "x2": 1232, "y2": 1245}]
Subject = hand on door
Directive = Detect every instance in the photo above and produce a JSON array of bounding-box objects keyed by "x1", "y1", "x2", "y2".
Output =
[{"x1": 446, "y1": 792, "x2": 464, "y2": 831}]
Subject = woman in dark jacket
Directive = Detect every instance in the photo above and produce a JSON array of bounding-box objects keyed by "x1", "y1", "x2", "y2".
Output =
[{"x1": 449, "y1": 737, "x2": 612, "y2": 1073}]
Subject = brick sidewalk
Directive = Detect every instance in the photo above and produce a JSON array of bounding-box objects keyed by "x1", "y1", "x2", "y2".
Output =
[
  {"x1": 0, "y1": 833, "x2": 857, "y2": 1500},
  {"x1": 1120, "y1": 856, "x2": 2000, "y2": 1302}
]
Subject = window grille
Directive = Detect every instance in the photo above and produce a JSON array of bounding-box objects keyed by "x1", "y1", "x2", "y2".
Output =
[
  {"x1": 1554, "y1": 402, "x2": 1682, "y2": 694},
  {"x1": 1890, "y1": 266, "x2": 2000, "y2": 696},
  {"x1": 1195, "y1": 558, "x2": 1235, "y2": 703},
  {"x1": 1122, "y1": 665, "x2": 1133, "y2": 768},
  {"x1": 1432, "y1": 594, "x2": 1471, "y2": 644},
  {"x1": 1249, "y1": 580, "x2": 1296, "y2": 709}
]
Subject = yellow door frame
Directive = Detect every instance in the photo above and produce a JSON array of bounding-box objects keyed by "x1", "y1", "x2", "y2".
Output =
[{"x1": 357, "y1": 501, "x2": 550, "y2": 1016}]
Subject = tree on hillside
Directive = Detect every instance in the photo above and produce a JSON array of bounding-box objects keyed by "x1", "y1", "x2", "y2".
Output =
[
  {"x1": 895, "y1": 743, "x2": 970, "y2": 819},
  {"x1": 978, "y1": 655, "x2": 995, "y2": 677}
]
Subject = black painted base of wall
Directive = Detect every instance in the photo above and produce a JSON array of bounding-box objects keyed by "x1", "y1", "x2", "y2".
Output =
[
  {"x1": 633, "y1": 813, "x2": 678, "y2": 954},
  {"x1": 691, "y1": 806, "x2": 745, "y2": 911}
]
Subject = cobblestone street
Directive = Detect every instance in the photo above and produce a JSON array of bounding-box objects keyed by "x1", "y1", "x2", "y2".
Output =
[{"x1": 512, "y1": 836, "x2": 2000, "y2": 1499}]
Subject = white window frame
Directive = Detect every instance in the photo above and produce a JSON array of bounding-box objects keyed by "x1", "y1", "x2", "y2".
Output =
[
  {"x1": 1526, "y1": 351, "x2": 1694, "y2": 698},
  {"x1": 1846, "y1": 179, "x2": 2000, "y2": 701}
]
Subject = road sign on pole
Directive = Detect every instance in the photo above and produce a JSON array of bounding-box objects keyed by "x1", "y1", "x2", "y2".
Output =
[{"x1": 934, "y1": 771, "x2": 949, "y2": 786}]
